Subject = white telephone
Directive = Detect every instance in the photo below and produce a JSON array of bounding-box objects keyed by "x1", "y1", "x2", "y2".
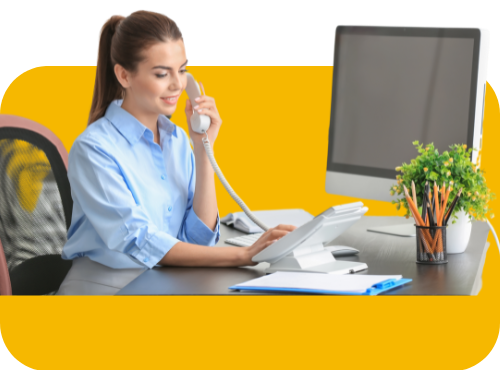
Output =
[
  {"x1": 184, "y1": 74, "x2": 370, "y2": 274},
  {"x1": 185, "y1": 73, "x2": 269, "y2": 231}
]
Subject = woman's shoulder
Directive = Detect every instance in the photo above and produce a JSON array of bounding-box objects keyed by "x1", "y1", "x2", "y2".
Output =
[{"x1": 69, "y1": 116, "x2": 119, "y2": 159}]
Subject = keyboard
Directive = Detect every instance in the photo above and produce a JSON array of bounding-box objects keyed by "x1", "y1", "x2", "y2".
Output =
[{"x1": 225, "y1": 233, "x2": 264, "y2": 247}]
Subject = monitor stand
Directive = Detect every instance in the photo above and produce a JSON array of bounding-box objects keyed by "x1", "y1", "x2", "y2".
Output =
[{"x1": 367, "y1": 223, "x2": 416, "y2": 237}]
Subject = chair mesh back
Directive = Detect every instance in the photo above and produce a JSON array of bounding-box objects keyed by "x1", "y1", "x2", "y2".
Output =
[{"x1": 0, "y1": 127, "x2": 73, "y2": 294}]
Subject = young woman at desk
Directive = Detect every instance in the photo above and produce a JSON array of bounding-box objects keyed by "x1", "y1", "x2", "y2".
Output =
[{"x1": 58, "y1": 11, "x2": 294, "y2": 294}]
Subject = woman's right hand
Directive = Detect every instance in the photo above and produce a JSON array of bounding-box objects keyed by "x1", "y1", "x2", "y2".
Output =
[{"x1": 239, "y1": 224, "x2": 297, "y2": 266}]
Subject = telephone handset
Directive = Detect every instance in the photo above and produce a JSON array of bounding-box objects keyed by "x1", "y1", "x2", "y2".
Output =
[
  {"x1": 185, "y1": 73, "x2": 211, "y2": 134},
  {"x1": 184, "y1": 73, "x2": 269, "y2": 232}
]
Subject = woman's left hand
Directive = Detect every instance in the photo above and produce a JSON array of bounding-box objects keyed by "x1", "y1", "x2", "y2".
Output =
[{"x1": 185, "y1": 82, "x2": 222, "y2": 148}]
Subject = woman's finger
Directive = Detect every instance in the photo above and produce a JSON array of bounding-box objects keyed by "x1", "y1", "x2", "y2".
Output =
[
  {"x1": 185, "y1": 99, "x2": 193, "y2": 117},
  {"x1": 193, "y1": 95, "x2": 215, "y2": 105},
  {"x1": 274, "y1": 224, "x2": 297, "y2": 232},
  {"x1": 267, "y1": 229, "x2": 289, "y2": 240}
]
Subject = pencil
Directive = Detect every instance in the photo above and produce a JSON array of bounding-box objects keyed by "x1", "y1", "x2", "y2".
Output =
[
  {"x1": 423, "y1": 181, "x2": 430, "y2": 225},
  {"x1": 421, "y1": 189, "x2": 428, "y2": 224},
  {"x1": 442, "y1": 186, "x2": 451, "y2": 225},
  {"x1": 412, "y1": 180, "x2": 418, "y2": 209},
  {"x1": 426, "y1": 202, "x2": 441, "y2": 254},
  {"x1": 434, "y1": 185, "x2": 451, "y2": 259},
  {"x1": 444, "y1": 188, "x2": 463, "y2": 225},
  {"x1": 427, "y1": 203, "x2": 434, "y2": 227},
  {"x1": 433, "y1": 203, "x2": 442, "y2": 254},
  {"x1": 430, "y1": 188, "x2": 436, "y2": 222},
  {"x1": 406, "y1": 199, "x2": 435, "y2": 260},
  {"x1": 441, "y1": 181, "x2": 446, "y2": 215},
  {"x1": 404, "y1": 186, "x2": 437, "y2": 260},
  {"x1": 434, "y1": 182, "x2": 440, "y2": 225},
  {"x1": 404, "y1": 186, "x2": 425, "y2": 226},
  {"x1": 427, "y1": 204, "x2": 434, "y2": 227}
]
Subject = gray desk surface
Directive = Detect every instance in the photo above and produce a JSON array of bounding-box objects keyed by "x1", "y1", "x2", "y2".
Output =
[{"x1": 117, "y1": 216, "x2": 490, "y2": 295}]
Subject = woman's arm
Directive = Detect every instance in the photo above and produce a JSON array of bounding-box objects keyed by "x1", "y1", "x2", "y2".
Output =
[
  {"x1": 185, "y1": 88, "x2": 222, "y2": 231},
  {"x1": 159, "y1": 224, "x2": 296, "y2": 267},
  {"x1": 191, "y1": 144, "x2": 218, "y2": 231}
]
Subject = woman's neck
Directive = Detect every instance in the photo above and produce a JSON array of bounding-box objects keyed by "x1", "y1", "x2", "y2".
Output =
[{"x1": 120, "y1": 97, "x2": 160, "y2": 143}]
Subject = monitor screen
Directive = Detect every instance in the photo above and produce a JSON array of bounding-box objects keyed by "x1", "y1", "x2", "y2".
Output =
[{"x1": 327, "y1": 27, "x2": 481, "y2": 180}]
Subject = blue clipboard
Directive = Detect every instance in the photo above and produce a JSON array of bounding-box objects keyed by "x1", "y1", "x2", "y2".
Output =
[{"x1": 229, "y1": 278, "x2": 412, "y2": 295}]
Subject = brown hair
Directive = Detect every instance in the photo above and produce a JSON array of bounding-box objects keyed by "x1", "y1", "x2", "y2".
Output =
[{"x1": 88, "y1": 11, "x2": 183, "y2": 125}]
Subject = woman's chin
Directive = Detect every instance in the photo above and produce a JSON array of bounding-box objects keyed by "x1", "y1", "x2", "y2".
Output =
[{"x1": 160, "y1": 105, "x2": 176, "y2": 116}]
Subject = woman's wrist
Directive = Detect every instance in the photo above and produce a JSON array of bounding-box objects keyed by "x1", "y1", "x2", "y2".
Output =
[
  {"x1": 193, "y1": 144, "x2": 214, "y2": 171},
  {"x1": 233, "y1": 247, "x2": 251, "y2": 266},
  {"x1": 193, "y1": 141, "x2": 208, "y2": 156}
]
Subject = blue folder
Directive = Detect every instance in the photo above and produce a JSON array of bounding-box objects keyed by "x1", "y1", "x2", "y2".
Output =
[{"x1": 229, "y1": 278, "x2": 412, "y2": 295}]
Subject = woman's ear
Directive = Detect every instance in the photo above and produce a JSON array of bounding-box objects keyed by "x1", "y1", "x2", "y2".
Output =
[{"x1": 114, "y1": 63, "x2": 131, "y2": 89}]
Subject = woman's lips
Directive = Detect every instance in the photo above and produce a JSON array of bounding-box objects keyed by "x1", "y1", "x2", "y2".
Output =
[{"x1": 161, "y1": 95, "x2": 178, "y2": 105}]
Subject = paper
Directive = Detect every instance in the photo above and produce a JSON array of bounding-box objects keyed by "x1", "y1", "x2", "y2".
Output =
[
  {"x1": 221, "y1": 209, "x2": 313, "y2": 233},
  {"x1": 233, "y1": 272, "x2": 403, "y2": 293}
]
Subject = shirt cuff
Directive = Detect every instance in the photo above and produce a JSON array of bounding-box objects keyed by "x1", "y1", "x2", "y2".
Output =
[
  {"x1": 184, "y1": 208, "x2": 220, "y2": 246},
  {"x1": 129, "y1": 230, "x2": 180, "y2": 269}
]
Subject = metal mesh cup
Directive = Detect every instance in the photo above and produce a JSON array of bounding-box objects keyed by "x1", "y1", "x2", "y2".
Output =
[{"x1": 415, "y1": 225, "x2": 448, "y2": 264}]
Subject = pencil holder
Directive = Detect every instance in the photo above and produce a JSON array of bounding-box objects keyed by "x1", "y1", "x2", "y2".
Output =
[{"x1": 415, "y1": 225, "x2": 448, "y2": 264}]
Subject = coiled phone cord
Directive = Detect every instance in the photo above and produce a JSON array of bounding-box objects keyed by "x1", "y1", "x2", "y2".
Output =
[{"x1": 202, "y1": 133, "x2": 270, "y2": 232}]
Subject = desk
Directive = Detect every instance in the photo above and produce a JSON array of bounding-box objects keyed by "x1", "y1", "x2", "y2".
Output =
[{"x1": 116, "y1": 216, "x2": 490, "y2": 295}]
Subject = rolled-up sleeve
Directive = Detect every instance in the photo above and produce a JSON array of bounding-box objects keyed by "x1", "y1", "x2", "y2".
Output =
[
  {"x1": 177, "y1": 151, "x2": 220, "y2": 246},
  {"x1": 68, "y1": 136, "x2": 179, "y2": 269}
]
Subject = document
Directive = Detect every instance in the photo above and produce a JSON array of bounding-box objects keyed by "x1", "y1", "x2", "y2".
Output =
[
  {"x1": 230, "y1": 272, "x2": 410, "y2": 295},
  {"x1": 221, "y1": 209, "x2": 313, "y2": 233}
]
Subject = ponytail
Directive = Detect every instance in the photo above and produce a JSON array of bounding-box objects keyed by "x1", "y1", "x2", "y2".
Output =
[
  {"x1": 88, "y1": 15, "x2": 125, "y2": 125},
  {"x1": 88, "y1": 11, "x2": 183, "y2": 126}
]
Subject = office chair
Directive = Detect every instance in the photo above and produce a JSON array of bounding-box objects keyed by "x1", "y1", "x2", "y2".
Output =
[{"x1": 0, "y1": 114, "x2": 73, "y2": 295}]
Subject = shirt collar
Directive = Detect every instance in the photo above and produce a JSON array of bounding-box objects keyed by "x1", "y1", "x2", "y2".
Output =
[{"x1": 104, "y1": 99, "x2": 177, "y2": 146}]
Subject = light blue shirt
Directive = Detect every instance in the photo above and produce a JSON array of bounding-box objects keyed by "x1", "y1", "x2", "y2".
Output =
[{"x1": 62, "y1": 100, "x2": 220, "y2": 269}]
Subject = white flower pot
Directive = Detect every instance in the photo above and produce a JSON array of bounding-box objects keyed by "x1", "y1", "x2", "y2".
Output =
[{"x1": 446, "y1": 209, "x2": 472, "y2": 254}]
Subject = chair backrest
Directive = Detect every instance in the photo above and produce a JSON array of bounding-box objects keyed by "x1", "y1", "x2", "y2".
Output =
[{"x1": 0, "y1": 114, "x2": 73, "y2": 295}]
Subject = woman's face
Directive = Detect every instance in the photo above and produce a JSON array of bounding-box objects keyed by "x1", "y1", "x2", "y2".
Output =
[{"x1": 119, "y1": 39, "x2": 188, "y2": 118}]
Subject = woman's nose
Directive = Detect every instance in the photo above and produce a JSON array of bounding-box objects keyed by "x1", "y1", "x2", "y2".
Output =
[{"x1": 170, "y1": 72, "x2": 182, "y2": 90}]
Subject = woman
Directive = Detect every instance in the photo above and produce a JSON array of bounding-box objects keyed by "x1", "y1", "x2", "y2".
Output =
[{"x1": 58, "y1": 11, "x2": 294, "y2": 294}]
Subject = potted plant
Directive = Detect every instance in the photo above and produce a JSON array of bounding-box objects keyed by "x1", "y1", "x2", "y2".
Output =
[{"x1": 390, "y1": 141, "x2": 495, "y2": 253}]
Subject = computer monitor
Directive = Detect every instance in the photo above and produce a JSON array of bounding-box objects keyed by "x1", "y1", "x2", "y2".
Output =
[{"x1": 325, "y1": 26, "x2": 489, "y2": 204}]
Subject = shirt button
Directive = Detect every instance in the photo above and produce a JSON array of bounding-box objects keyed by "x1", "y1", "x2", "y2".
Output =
[
  {"x1": 143, "y1": 257, "x2": 149, "y2": 263},
  {"x1": 161, "y1": 175, "x2": 165, "y2": 180},
  {"x1": 168, "y1": 206, "x2": 172, "y2": 212}
]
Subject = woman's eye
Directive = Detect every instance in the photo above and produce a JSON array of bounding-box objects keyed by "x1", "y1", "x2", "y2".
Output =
[{"x1": 156, "y1": 69, "x2": 187, "y2": 78}]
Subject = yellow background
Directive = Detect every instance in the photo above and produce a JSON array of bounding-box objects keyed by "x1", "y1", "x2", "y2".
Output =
[{"x1": 0, "y1": 66, "x2": 499, "y2": 369}]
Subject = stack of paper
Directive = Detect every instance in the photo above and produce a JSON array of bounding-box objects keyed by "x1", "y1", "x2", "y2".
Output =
[
  {"x1": 229, "y1": 272, "x2": 411, "y2": 295},
  {"x1": 221, "y1": 209, "x2": 313, "y2": 233}
]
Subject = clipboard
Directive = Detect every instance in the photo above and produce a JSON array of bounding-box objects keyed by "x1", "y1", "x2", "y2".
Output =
[{"x1": 229, "y1": 272, "x2": 412, "y2": 295}]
